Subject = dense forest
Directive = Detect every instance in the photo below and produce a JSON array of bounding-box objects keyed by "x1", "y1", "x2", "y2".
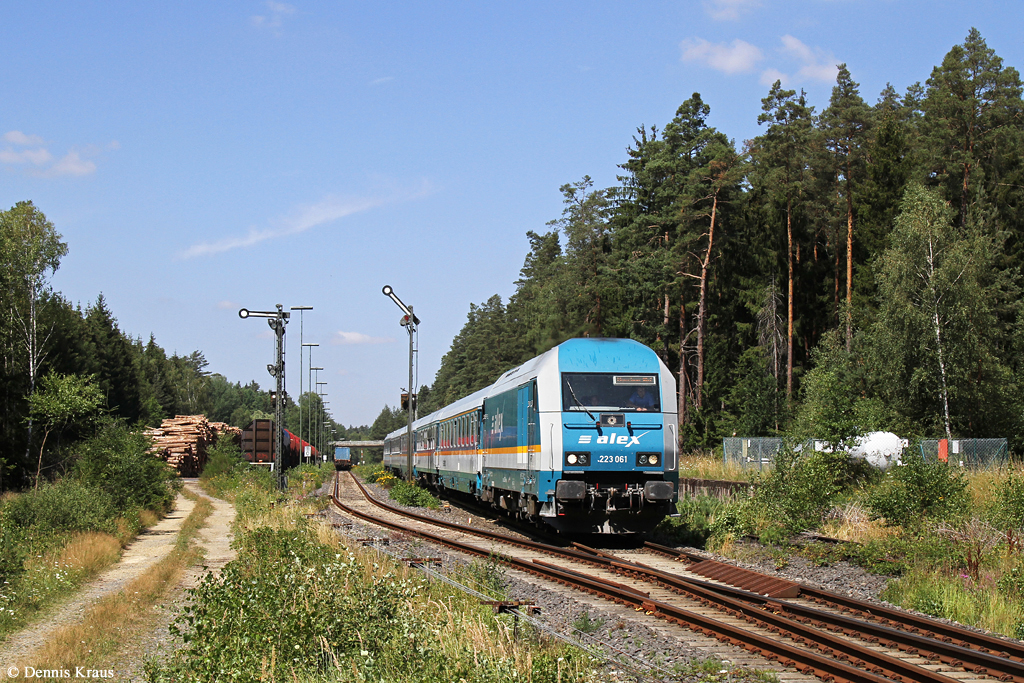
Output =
[
  {"x1": 411, "y1": 29, "x2": 1024, "y2": 453},
  {"x1": 0, "y1": 205, "x2": 368, "y2": 489}
]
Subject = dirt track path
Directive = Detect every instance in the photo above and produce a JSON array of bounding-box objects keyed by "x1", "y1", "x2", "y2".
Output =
[{"x1": 0, "y1": 482, "x2": 236, "y2": 680}]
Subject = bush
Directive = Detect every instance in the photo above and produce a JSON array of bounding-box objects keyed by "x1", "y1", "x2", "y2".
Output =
[
  {"x1": 655, "y1": 494, "x2": 727, "y2": 547},
  {"x1": 73, "y1": 421, "x2": 177, "y2": 514},
  {"x1": 4, "y1": 478, "x2": 116, "y2": 538},
  {"x1": 166, "y1": 528, "x2": 425, "y2": 681},
  {"x1": 992, "y1": 470, "x2": 1024, "y2": 531},
  {"x1": 200, "y1": 439, "x2": 244, "y2": 480},
  {"x1": 865, "y1": 453, "x2": 969, "y2": 527},
  {"x1": 738, "y1": 447, "x2": 859, "y2": 540},
  {"x1": 390, "y1": 479, "x2": 440, "y2": 509}
]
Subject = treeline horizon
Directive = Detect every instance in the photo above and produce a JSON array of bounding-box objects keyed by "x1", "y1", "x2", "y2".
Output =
[
  {"x1": 0, "y1": 204, "x2": 369, "y2": 490},
  {"x1": 401, "y1": 28, "x2": 1024, "y2": 453}
]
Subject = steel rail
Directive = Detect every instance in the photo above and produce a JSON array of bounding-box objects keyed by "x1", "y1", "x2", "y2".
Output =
[
  {"x1": 645, "y1": 541, "x2": 1024, "y2": 666},
  {"x1": 606, "y1": 555, "x2": 1011, "y2": 683},
  {"x1": 331, "y1": 474, "x2": 921, "y2": 683}
]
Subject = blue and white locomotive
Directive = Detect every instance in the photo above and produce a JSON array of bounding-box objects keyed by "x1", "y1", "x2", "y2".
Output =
[{"x1": 384, "y1": 338, "x2": 679, "y2": 533}]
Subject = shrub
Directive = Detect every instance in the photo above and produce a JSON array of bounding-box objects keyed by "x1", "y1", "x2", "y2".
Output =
[
  {"x1": 4, "y1": 478, "x2": 116, "y2": 538},
  {"x1": 992, "y1": 470, "x2": 1024, "y2": 532},
  {"x1": 166, "y1": 528, "x2": 425, "y2": 681},
  {"x1": 736, "y1": 447, "x2": 859, "y2": 541},
  {"x1": 200, "y1": 439, "x2": 244, "y2": 480},
  {"x1": 390, "y1": 479, "x2": 440, "y2": 509},
  {"x1": 865, "y1": 452, "x2": 969, "y2": 527},
  {"x1": 655, "y1": 494, "x2": 728, "y2": 547},
  {"x1": 73, "y1": 421, "x2": 177, "y2": 514}
]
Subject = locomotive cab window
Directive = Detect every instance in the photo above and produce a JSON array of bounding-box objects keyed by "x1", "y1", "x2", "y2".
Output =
[{"x1": 561, "y1": 373, "x2": 660, "y2": 413}]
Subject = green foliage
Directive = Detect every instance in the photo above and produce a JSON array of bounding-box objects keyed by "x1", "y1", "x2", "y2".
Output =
[
  {"x1": 655, "y1": 494, "x2": 727, "y2": 547},
  {"x1": 73, "y1": 421, "x2": 177, "y2": 514},
  {"x1": 998, "y1": 562, "x2": 1024, "y2": 597},
  {"x1": 164, "y1": 528, "x2": 422, "y2": 681},
  {"x1": 742, "y1": 448, "x2": 859, "y2": 539},
  {"x1": 793, "y1": 330, "x2": 859, "y2": 448},
  {"x1": 153, "y1": 526, "x2": 589, "y2": 683},
  {"x1": 390, "y1": 479, "x2": 440, "y2": 509},
  {"x1": 199, "y1": 438, "x2": 245, "y2": 480},
  {"x1": 4, "y1": 478, "x2": 116, "y2": 538},
  {"x1": 462, "y1": 555, "x2": 508, "y2": 598},
  {"x1": 865, "y1": 453, "x2": 969, "y2": 527},
  {"x1": 571, "y1": 610, "x2": 605, "y2": 634},
  {"x1": 992, "y1": 470, "x2": 1024, "y2": 531}
]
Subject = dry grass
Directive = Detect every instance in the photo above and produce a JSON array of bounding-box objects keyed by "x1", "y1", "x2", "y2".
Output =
[
  {"x1": 53, "y1": 532, "x2": 121, "y2": 577},
  {"x1": 820, "y1": 502, "x2": 898, "y2": 544},
  {"x1": 138, "y1": 509, "x2": 160, "y2": 528},
  {"x1": 678, "y1": 451, "x2": 753, "y2": 482},
  {"x1": 28, "y1": 497, "x2": 214, "y2": 671}
]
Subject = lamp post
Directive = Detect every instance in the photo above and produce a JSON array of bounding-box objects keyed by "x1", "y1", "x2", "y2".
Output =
[
  {"x1": 310, "y1": 367, "x2": 322, "y2": 456},
  {"x1": 321, "y1": 408, "x2": 331, "y2": 459},
  {"x1": 317, "y1": 381, "x2": 328, "y2": 456},
  {"x1": 381, "y1": 285, "x2": 419, "y2": 482},
  {"x1": 290, "y1": 307, "x2": 313, "y2": 462},
  {"x1": 301, "y1": 342, "x2": 319, "y2": 461},
  {"x1": 239, "y1": 304, "x2": 290, "y2": 491},
  {"x1": 324, "y1": 421, "x2": 333, "y2": 462}
]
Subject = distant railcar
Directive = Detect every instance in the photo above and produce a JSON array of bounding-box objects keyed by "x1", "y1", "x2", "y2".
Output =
[
  {"x1": 334, "y1": 446, "x2": 353, "y2": 471},
  {"x1": 241, "y1": 419, "x2": 316, "y2": 470},
  {"x1": 384, "y1": 338, "x2": 678, "y2": 534}
]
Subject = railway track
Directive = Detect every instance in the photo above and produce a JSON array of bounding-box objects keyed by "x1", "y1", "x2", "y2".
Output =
[{"x1": 330, "y1": 472, "x2": 1024, "y2": 683}]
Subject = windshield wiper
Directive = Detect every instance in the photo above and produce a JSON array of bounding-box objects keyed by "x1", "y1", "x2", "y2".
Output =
[{"x1": 564, "y1": 380, "x2": 596, "y2": 421}]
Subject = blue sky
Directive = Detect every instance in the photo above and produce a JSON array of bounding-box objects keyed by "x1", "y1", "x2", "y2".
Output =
[{"x1": 2, "y1": 1, "x2": 1020, "y2": 427}]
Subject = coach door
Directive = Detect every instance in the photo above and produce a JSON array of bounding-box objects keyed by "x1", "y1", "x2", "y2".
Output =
[{"x1": 517, "y1": 381, "x2": 538, "y2": 472}]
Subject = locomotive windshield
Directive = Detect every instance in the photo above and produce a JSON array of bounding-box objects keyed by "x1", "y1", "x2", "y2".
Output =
[{"x1": 561, "y1": 373, "x2": 660, "y2": 413}]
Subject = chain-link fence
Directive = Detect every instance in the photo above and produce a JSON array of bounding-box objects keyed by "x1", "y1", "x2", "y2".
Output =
[
  {"x1": 722, "y1": 437, "x2": 786, "y2": 471},
  {"x1": 919, "y1": 438, "x2": 1008, "y2": 469}
]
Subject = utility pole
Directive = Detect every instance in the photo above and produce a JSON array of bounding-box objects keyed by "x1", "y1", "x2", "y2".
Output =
[
  {"x1": 239, "y1": 304, "x2": 290, "y2": 490},
  {"x1": 290, "y1": 306, "x2": 312, "y2": 462},
  {"x1": 382, "y1": 286, "x2": 420, "y2": 482}
]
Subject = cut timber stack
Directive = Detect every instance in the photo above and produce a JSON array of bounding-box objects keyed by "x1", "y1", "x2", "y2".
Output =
[{"x1": 146, "y1": 415, "x2": 241, "y2": 477}]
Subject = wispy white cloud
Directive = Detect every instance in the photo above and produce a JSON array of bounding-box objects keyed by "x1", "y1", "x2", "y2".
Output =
[
  {"x1": 179, "y1": 180, "x2": 433, "y2": 259},
  {"x1": 703, "y1": 0, "x2": 760, "y2": 20},
  {"x1": 761, "y1": 35, "x2": 839, "y2": 85},
  {"x1": 251, "y1": 0, "x2": 296, "y2": 29},
  {"x1": 45, "y1": 151, "x2": 96, "y2": 177},
  {"x1": 4, "y1": 131, "x2": 45, "y2": 146},
  {"x1": 331, "y1": 331, "x2": 395, "y2": 345},
  {"x1": 370, "y1": 76, "x2": 394, "y2": 86},
  {"x1": 1, "y1": 131, "x2": 102, "y2": 178},
  {"x1": 217, "y1": 300, "x2": 238, "y2": 310},
  {"x1": 681, "y1": 38, "x2": 763, "y2": 74},
  {"x1": 0, "y1": 147, "x2": 53, "y2": 165}
]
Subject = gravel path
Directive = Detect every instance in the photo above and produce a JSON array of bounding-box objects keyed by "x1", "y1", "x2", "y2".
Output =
[
  {"x1": 119, "y1": 484, "x2": 236, "y2": 682},
  {"x1": 0, "y1": 482, "x2": 236, "y2": 682},
  {"x1": 0, "y1": 493, "x2": 195, "y2": 672}
]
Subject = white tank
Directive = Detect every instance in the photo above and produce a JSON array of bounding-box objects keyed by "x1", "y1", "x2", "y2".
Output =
[{"x1": 848, "y1": 431, "x2": 907, "y2": 470}]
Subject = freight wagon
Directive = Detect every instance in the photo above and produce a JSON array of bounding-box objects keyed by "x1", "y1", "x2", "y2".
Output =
[{"x1": 241, "y1": 419, "x2": 317, "y2": 470}]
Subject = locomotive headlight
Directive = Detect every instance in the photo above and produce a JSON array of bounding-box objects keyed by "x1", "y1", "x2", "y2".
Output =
[
  {"x1": 637, "y1": 453, "x2": 660, "y2": 467},
  {"x1": 565, "y1": 452, "x2": 590, "y2": 467}
]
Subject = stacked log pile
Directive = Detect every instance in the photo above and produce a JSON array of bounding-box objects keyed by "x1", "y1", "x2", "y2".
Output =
[{"x1": 146, "y1": 415, "x2": 241, "y2": 476}]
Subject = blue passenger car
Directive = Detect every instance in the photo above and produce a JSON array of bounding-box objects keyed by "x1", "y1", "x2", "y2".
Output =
[{"x1": 384, "y1": 338, "x2": 678, "y2": 533}]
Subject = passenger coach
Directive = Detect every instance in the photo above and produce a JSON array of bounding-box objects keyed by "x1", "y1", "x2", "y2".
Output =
[{"x1": 385, "y1": 338, "x2": 678, "y2": 533}]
